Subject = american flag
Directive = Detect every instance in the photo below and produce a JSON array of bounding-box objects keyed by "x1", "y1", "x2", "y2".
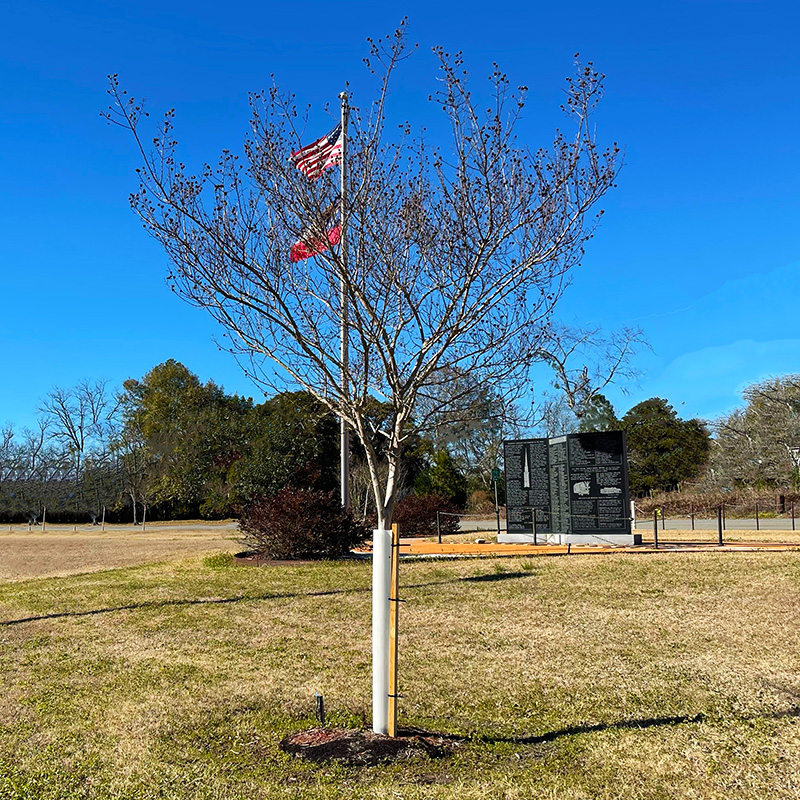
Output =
[{"x1": 291, "y1": 123, "x2": 342, "y2": 180}]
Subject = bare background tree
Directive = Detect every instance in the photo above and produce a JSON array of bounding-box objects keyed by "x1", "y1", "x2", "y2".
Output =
[
  {"x1": 106, "y1": 25, "x2": 622, "y2": 528},
  {"x1": 709, "y1": 375, "x2": 800, "y2": 489},
  {"x1": 533, "y1": 323, "x2": 645, "y2": 435},
  {"x1": 415, "y1": 366, "x2": 527, "y2": 491},
  {"x1": 39, "y1": 379, "x2": 118, "y2": 482}
]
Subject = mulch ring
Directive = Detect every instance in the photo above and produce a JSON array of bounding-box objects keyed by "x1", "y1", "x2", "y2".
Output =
[
  {"x1": 233, "y1": 552, "x2": 320, "y2": 567},
  {"x1": 233, "y1": 551, "x2": 369, "y2": 567},
  {"x1": 280, "y1": 727, "x2": 463, "y2": 767}
]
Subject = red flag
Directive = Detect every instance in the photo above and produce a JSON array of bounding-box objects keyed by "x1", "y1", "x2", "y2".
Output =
[
  {"x1": 291, "y1": 123, "x2": 342, "y2": 180},
  {"x1": 290, "y1": 225, "x2": 341, "y2": 262}
]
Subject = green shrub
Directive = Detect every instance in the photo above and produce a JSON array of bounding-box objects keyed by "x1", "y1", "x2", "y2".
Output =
[{"x1": 414, "y1": 451, "x2": 468, "y2": 508}]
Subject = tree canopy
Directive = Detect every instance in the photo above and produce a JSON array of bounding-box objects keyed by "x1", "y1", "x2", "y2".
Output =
[
  {"x1": 577, "y1": 392, "x2": 619, "y2": 433},
  {"x1": 107, "y1": 25, "x2": 622, "y2": 528},
  {"x1": 620, "y1": 398, "x2": 710, "y2": 495}
]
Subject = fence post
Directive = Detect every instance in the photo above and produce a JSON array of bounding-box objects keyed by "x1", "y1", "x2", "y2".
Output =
[
  {"x1": 717, "y1": 506, "x2": 724, "y2": 546},
  {"x1": 653, "y1": 511, "x2": 659, "y2": 549},
  {"x1": 661, "y1": 509, "x2": 666, "y2": 530},
  {"x1": 494, "y1": 481, "x2": 501, "y2": 538},
  {"x1": 722, "y1": 502, "x2": 726, "y2": 530},
  {"x1": 436, "y1": 511, "x2": 441, "y2": 544},
  {"x1": 793, "y1": 501, "x2": 796, "y2": 531},
  {"x1": 755, "y1": 501, "x2": 760, "y2": 531},
  {"x1": 690, "y1": 503, "x2": 695, "y2": 531}
]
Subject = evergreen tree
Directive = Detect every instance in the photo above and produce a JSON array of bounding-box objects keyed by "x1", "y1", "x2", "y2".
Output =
[
  {"x1": 577, "y1": 393, "x2": 619, "y2": 433},
  {"x1": 414, "y1": 451, "x2": 468, "y2": 508},
  {"x1": 620, "y1": 398, "x2": 710, "y2": 495}
]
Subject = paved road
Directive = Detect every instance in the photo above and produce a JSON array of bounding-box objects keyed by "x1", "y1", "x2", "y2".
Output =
[
  {"x1": 457, "y1": 516, "x2": 800, "y2": 532},
  {"x1": 633, "y1": 516, "x2": 799, "y2": 531},
  {"x1": 15, "y1": 517, "x2": 798, "y2": 534}
]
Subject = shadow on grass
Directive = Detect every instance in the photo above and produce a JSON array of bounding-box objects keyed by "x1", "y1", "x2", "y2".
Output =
[
  {"x1": 482, "y1": 713, "x2": 706, "y2": 745},
  {"x1": 0, "y1": 571, "x2": 535, "y2": 626},
  {"x1": 462, "y1": 571, "x2": 531, "y2": 583},
  {"x1": 480, "y1": 705, "x2": 800, "y2": 745}
]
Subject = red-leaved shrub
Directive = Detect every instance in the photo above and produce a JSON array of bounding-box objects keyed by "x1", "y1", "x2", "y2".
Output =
[
  {"x1": 239, "y1": 487, "x2": 368, "y2": 559},
  {"x1": 392, "y1": 493, "x2": 460, "y2": 538}
]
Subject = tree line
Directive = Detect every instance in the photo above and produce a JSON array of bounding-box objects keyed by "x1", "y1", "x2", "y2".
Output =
[
  {"x1": 552, "y1": 374, "x2": 800, "y2": 497},
  {"x1": 0, "y1": 360, "x2": 502, "y2": 524},
  {"x1": 3, "y1": 359, "x2": 797, "y2": 523}
]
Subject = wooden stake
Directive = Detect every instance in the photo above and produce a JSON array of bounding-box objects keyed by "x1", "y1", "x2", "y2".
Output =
[
  {"x1": 101, "y1": 506, "x2": 106, "y2": 532},
  {"x1": 387, "y1": 522, "x2": 400, "y2": 737},
  {"x1": 42, "y1": 506, "x2": 47, "y2": 533},
  {"x1": 142, "y1": 504, "x2": 147, "y2": 532}
]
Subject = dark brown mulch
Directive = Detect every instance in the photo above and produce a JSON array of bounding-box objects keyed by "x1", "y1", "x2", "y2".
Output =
[
  {"x1": 279, "y1": 727, "x2": 462, "y2": 767},
  {"x1": 233, "y1": 551, "x2": 368, "y2": 567},
  {"x1": 233, "y1": 551, "x2": 319, "y2": 567}
]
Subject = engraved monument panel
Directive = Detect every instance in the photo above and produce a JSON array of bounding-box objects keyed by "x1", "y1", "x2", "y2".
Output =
[{"x1": 503, "y1": 431, "x2": 631, "y2": 542}]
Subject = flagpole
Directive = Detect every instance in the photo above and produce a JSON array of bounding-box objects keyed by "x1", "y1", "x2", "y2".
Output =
[{"x1": 338, "y1": 91, "x2": 350, "y2": 513}]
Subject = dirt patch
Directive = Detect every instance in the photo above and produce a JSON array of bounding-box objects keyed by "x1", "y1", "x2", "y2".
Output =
[
  {"x1": 279, "y1": 727, "x2": 462, "y2": 767},
  {"x1": 233, "y1": 551, "x2": 318, "y2": 567},
  {"x1": 233, "y1": 551, "x2": 368, "y2": 567}
]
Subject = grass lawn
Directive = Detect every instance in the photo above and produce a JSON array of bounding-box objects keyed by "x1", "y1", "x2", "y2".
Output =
[
  {"x1": 1, "y1": 549, "x2": 799, "y2": 798},
  {"x1": 0, "y1": 525, "x2": 239, "y2": 582},
  {"x1": 638, "y1": 528, "x2": 800, "y2": 545}
]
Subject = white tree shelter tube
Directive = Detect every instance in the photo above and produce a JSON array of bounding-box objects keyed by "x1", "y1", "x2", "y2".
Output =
[{"x1": 372, "y1": 528, "x2": 392, "y2": 734}]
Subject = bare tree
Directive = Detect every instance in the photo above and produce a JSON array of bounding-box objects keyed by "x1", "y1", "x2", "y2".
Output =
[
  {"x1": 533, "y1": 392, "x2": 578, "y2": 438},
  {"x1": 710, "y1": 375, "x2": 800, "y2": 488},
  {"x1": 415, "y1": 366, "x2": 528, "y2": 488},
  {"x1": 0, "y1": 425, "x2": 15, "y2": 483},
  {"x1": 109, "y1": 387, "x2": 158, "y2": 525},
  {"x1": 536, "y1": 323, "x2": 646, "y2": 424},
  {"x1": 106, "y1": 27, "x2": 621, "y2": 529},
  {"x1": 39, "y1": 380, "x2": 118, "y2": 481},
  {"x1": 0, "y1": 419, "x2": 67, "y2": 523}
]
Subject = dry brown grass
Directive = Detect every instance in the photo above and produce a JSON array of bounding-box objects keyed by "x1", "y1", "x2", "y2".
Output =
[
  {"x1": 637, "y1": 526, "x2": 800, "y2": 545},
  {"x1": 1, "y1": 544, "x2": 799, "y2": 798},
  {"x1": 0, "y1": 525, "x2": 239, "y2": 581}
]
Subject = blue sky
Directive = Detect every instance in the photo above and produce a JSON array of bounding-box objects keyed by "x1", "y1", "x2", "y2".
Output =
[{"x1": 1, "y1": 0, "x2": 798, "y2": 431}]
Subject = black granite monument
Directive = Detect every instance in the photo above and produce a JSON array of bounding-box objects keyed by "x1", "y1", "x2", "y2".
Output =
[{"x1": 503, "y1": 431, "x2": 635, "y2": 543}]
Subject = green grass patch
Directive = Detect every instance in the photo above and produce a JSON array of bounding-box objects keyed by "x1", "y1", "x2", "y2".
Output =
[{"x1": 203, "y1": 552, "x2": 237, "y2": 569}]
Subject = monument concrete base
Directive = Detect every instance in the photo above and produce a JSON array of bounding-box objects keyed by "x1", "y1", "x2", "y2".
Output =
[{"x1": 498, "y1": 532, "x2": 641, "y2": 546}]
